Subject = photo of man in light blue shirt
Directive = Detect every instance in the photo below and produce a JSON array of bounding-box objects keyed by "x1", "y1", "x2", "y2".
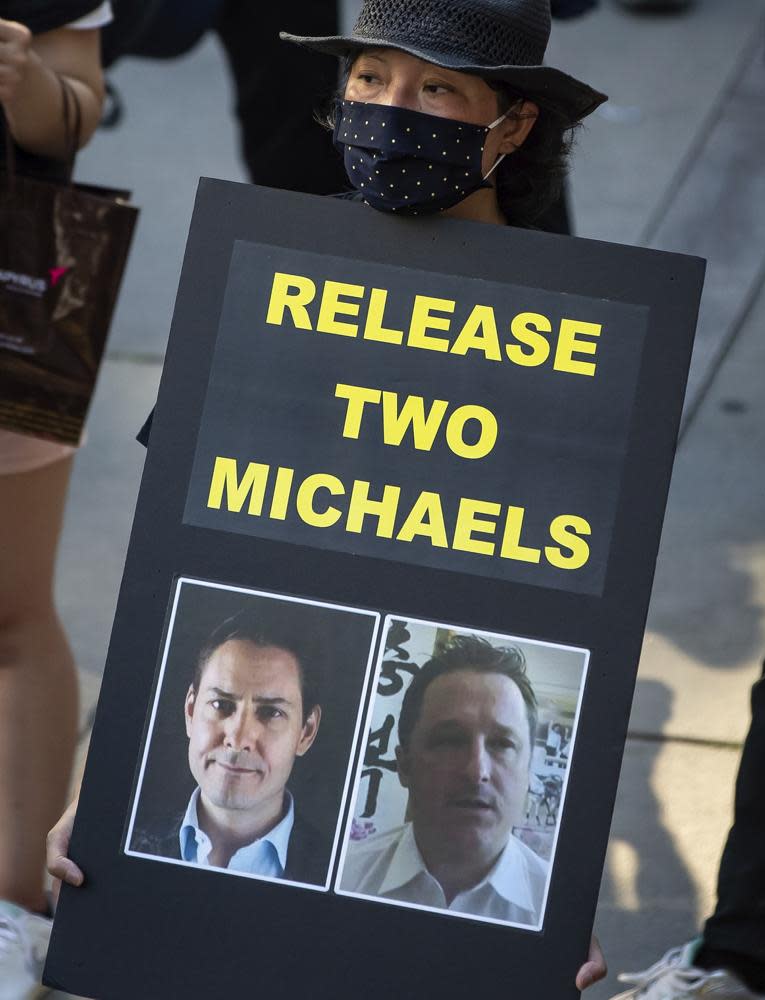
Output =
[{"x1": 131, "y1": 609, "x2": 330, "y2": 886}]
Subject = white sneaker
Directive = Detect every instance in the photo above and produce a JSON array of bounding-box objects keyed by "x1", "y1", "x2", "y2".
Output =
[
  {"x1": 0, "y1": 901, "x2": 52, "y2": 1000},
  {"x1": 609, "y1": 940, "x2": 765, "y2": 999}
]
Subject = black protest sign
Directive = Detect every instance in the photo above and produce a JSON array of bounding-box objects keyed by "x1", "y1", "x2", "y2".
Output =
[
  {"x1": 186, "y1": 241, "x2": 647, "y2": 595},
  {"x1": 45, "y1": 181, "x2": 704, "y2": 1000}
]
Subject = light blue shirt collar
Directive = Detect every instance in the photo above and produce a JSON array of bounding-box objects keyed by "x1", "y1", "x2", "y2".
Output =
[{"x1": 179, "y1": 788, "x2": 294, "y2": 876}]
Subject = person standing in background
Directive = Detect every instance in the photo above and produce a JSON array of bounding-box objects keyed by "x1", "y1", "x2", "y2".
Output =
[
  {"x1": 100, "y1": 0, "x2": 348, "y2": 195},
  {"x1": 0, "y1": 5, "x2": 110, "y2": 998},
  {"x1": 609, "y1": 663, "x2": 765, "y2": 1000}
]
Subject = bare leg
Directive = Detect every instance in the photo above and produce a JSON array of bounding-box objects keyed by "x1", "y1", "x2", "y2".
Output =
[{"x1": 0, "y1": 457, "x2": 78, "y2": 914}]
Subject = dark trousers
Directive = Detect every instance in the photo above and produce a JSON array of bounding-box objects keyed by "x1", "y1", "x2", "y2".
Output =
[
  {"x1": 215, "y1": 0, "x2": 347, "y2": 195},
  {"x1": 698, "y1": 662, "x2": 765, "y2": 990},
  {"x1": 105, "y1": 1, "x2": 347, "y2": 195}
]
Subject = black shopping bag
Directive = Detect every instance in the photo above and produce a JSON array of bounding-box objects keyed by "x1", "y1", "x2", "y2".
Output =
[{"x1": 0, "y1": 80, "x2": 138, "y2": 445}]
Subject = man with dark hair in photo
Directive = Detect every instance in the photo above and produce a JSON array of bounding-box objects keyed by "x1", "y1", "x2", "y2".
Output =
[
  {"x1": 130, "y1": 610, "x2": 329, "y2": 885},
  {"x1": 341, "y1": 633, "x2": 548, "y2": 927}
]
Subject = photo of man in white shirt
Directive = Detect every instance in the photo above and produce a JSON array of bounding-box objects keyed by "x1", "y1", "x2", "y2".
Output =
[{"x1": 340, "y1": 633, "x2": 549, "y2": 928}]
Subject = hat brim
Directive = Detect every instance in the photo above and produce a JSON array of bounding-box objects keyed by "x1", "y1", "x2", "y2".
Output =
[{"x1": 279, "y1": 31, "x2": 607, "y2": 125}]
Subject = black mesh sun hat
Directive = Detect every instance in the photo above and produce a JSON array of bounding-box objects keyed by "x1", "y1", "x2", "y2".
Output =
[{"x1": 280, "y1": 0, "x2": 607, "y2": 125}]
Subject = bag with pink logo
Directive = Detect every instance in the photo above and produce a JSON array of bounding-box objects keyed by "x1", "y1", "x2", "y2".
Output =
[{"x1": 0, "y1": 77, "x2": 138, "y2": 444}]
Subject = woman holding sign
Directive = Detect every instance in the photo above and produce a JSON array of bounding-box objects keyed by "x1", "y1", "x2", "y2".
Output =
[
  {"x1": 47, "y1": 0, "x2": 608, "y2": 990},
  {"x1": 283, "y1": 0, "x2": 606, "y2": 229},
  {"x1": 281, "y1": 1, "x2": 607, "y2": 985}
]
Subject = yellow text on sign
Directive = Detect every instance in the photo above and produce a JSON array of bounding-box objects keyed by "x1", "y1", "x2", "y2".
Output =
[
  {"x1": 265, "y1": 272, "x2": 602, "y2": 377},
  {"x1": 207, "y1": 456, "x2": 592, "y2": 571},
  {"x1": 334, "y1": 383, "x2": 499, "y2": 460}
]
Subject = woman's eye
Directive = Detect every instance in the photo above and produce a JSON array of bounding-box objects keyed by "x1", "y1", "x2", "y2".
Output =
[
  {"x1": 356, "y1": 72, "x2": 379, "y2": 85},
  {"x1": 424, "y1": 83, "x2": 452, "y2": 95}
]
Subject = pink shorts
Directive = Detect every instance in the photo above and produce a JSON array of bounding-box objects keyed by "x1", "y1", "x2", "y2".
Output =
[{"x1": 0, "y1": 429, "x2": 77, "y2": 476}]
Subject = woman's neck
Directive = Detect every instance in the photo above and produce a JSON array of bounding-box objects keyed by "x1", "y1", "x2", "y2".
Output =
[{"x1": 443, "y1": 186, "x2": 507, "y2": 226}]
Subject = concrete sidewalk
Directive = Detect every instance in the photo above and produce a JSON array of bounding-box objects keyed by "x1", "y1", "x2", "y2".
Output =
[{"x1": 52, "y1": 2, "x2": 765, "y2": 996}]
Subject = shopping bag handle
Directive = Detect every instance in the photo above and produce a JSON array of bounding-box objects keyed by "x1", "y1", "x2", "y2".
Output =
[
  {"x1": 2, "y1": 114, "x2": 17, "y2": 194},
  {"x1": 57, "y1": 74, "x2": 82, "y2": 184}
]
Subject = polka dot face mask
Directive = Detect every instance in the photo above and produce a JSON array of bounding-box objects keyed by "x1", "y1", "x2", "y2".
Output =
[{"x1": 333, "y1": 100, "x2": 508, "y2": 215}]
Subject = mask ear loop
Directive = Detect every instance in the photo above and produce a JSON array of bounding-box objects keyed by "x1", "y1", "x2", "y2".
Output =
[
  {"x1": 483, "y1": 152, "x2": 507, "y2": 182},
  {"x1": 482, "y1": 111, "x2": 514, "y2": 183}
]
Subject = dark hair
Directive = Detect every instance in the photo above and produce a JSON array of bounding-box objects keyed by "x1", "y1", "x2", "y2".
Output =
[
  {"x1": 488, "y1": 82, "x2": 578, "y2": 227},
  {"x1": 192, "y1": 609, "x2": 320, "y2": 720},
  {"x1": 398, "y1": 633, "x2": 538, "y2": 751},
  {"x1": 325, "y1": 55, "x2": 578, "y2": 228}
]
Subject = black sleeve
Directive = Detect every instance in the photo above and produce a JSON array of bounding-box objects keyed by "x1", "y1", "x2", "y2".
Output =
[{"x1": 0, "y1": 1, "x2": 102, "y2": 34}]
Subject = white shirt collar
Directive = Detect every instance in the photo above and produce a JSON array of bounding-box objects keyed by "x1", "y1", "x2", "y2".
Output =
[
  {"x1": 379, "y1": 822, "x2": 428, "y2": 896},
  {"x1": 484, "y1": 833, "x2": 538, "y2": 912},
  {"x1": 379, "y1": 822, "x2": 537, "y2": 912}
]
